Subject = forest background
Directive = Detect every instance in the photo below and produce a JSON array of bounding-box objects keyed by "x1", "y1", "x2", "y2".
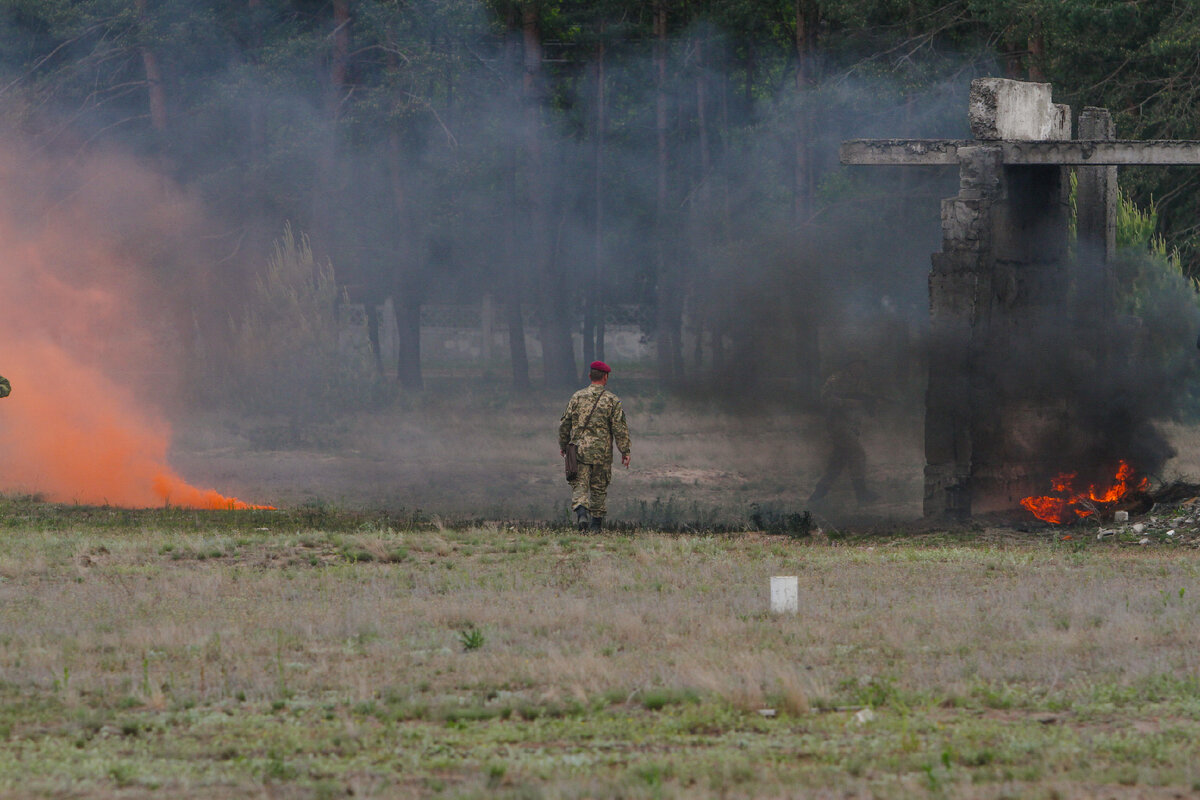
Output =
[{"x1": 2, "y1": 0, "x2": 1199, "y2": 417}]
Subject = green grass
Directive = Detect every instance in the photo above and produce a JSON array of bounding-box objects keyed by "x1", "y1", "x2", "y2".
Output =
[{"x1": 2, "y1": 503, "x2": 1200, "y2": 797}]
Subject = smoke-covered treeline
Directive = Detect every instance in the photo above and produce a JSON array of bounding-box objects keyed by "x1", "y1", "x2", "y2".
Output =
[{"x1": 0, "y1": 0, "x2": 1196, "y2": 399}]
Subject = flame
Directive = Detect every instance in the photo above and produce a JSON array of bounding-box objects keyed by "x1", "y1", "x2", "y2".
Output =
[
  {"x1": 0, "y1": 146, "x2": 272, "y2": 511},
  {"x1": 1021, "y1": 460, "x2": 1148, "y2": 524}
]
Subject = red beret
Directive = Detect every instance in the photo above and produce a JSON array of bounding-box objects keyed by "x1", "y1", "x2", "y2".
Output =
[{"x1": 590, "y1": 360, "x2": 611, "y2": 373}]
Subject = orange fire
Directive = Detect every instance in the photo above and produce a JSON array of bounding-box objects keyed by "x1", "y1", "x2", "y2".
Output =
[{"x1": 1021, "y1": 460, "x2": 1148, "y2": 524}]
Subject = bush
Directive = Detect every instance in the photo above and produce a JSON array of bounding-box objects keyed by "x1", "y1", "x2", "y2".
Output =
[
  {"x1": 213, "y1": 224, "x2": 380, "y2": 420},
  {"x1": 750, "y1": 504, "x2": 813, "y2": 538}
]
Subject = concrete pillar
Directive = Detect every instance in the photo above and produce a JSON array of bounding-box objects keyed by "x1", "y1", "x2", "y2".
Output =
[
  {"x1": 1067, "y1": 106, "x2": 1121, "y2": 464},
  {"x1": 1076, "y1": 107, "x2": 1118, "y2": 264},
  {"x1": 924, "y1": 78, "x2": 1077, "y2": 518},
  {"x1": 970, "y1": 161, "x2": 1071, "y2": 514},
  {"x1": 480, "y1": 293, "x2": 495, "y2": 361},
  {"x1": 924, "y1": 145, "x2": 1002, "y2": 518}
]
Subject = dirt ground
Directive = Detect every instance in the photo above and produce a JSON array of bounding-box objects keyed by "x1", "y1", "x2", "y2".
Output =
[{"x1": 166, "y1": 396, "x2": 930, "y2": 525}]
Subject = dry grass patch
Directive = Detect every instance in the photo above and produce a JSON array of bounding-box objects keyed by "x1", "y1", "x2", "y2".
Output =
[{"x1": 2, "y1": 512, "x2": 1200, "y2": 797}]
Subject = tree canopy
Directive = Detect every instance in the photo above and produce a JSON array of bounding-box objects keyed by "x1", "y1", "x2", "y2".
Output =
[{"x1": 1, "y1": 0, "x2": 1196, "y2": 395}]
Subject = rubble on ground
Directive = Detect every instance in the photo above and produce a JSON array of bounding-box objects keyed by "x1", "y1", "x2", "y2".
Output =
[{"x1": 1082, "y1": 484, "x2": 1200, "y2": 547}]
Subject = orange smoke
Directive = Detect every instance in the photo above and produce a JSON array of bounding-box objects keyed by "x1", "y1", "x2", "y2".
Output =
[
  {"x1": 0, "y1": 146, "x2": 271, "y2": 510},
  {"x1": 1021, "y1": 460, "x2": 1147, "y2": 524}
]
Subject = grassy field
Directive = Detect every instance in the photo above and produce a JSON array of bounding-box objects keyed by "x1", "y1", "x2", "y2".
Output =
[{"x1": 2, "y1": 500, "x2": 1200, "y2": 798}]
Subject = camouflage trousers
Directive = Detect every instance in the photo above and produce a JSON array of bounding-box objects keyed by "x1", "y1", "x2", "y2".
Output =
[{"x1": 570, "y1": 461, "x2": 612, "y2": 517}]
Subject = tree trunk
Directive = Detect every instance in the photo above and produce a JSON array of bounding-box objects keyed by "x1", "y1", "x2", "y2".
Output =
[
  {"x1": 582, "y1": 298, "x2": 595, "y2": 375},
  {"x1": 696, "y1": 38, "x2": 711, "y2": 197},
  {"x1": 503, "y1": 13, "x2": 531, "y2": 389},
  {"x1": 653, "y1": 0, "x2": 682, "y2": 381},
  {"x1": 364, "y1": 301, "x2": 384, "y2": 375},
  {"x1": 310, "y1": 1, "x2": 352, "y2": 259},
  {"x1": 719, "y1": 57, "x2": 732, "y2": 229},
  {"x1": 584, "y1": 31, "x2": 607, "y2": 372},
  {"x1": 387, "y1": 130, "x2": 423, "y2": 389},
  {"x1": 691, "y1": 32, "x2": 712, "y2": 372},
  {"x1": 711, "y1": 63, "x2": 731, "y2": 377},
  {"x1": 385, "y1": 38, "x2": 424, "y2": 390},
  {"x1": 134, "y1": 0, "x2": 167, "y2": 135},
  {"x1": 792, "y1": 0, "x2": 818, "y2": 223},
  {"x1": 328, "y1": 0, "x2": 351, "y2": 118},
  {"x1": 793, "y1": 0, "x2": 821, "y2": 403},
  {"x1": 393, "y1": 296, "x2": 423, "y2": 389},
  {"x1": 654, "y1": 3, "x2": 668, "y2": 227},
  {"x1": 140, "y1": 44, "x2": 168, "y2": 134},
  {"x1": 506, "y1": 294, "x2": 531, "y2": 390},
  {"x1": 1027, "y1": 24, "x2": 1046, "y2": 81},
  {"x1": 244, "y1": 0, "x2": 266, "y2": 206},
  {"x1": 505, "y1": 147, "x2": 531, "y2": 389},
  {"x1": 744, "y1": 40, "x2": 755, "y2": 109},
  {"x1": 523, "y1": 2, "x2": 575, "y2": 388}
]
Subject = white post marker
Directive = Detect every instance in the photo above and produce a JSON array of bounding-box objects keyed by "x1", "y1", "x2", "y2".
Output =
[{"x1": 770, "y1": 576, "x2": 799, "y2": 614}]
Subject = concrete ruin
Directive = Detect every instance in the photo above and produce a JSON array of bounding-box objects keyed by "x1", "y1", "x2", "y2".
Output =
[{"x1": 842, "y1": 78, "x2": 1200, "y2": 518}]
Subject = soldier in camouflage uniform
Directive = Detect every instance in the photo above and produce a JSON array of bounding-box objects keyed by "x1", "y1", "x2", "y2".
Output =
[
  {"x1": 808, "y1": 358, "x2": 878, "y2": 508},
  {"x1": 0, "y1": 375, "x2": 9, "y2": 399},
  {"x1": 559, "y1": 360, "x2": 632, "y2": 530}
]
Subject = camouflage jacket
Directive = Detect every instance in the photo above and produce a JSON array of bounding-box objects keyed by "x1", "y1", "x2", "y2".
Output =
[
  {"x1": 558, "y1": 384, "x2": 631, "y2": 465},
  {"x1": 0, "y1": 375, "x2": 9, "y2": 398}
]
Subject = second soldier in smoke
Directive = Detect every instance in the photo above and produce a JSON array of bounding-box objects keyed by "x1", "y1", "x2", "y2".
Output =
[
  {"x1": 808, "y1": 357, "x2": 879, "y2": 508},
  {"x1": 559, "y1": 361, "x2": 631, "y2": 530}
]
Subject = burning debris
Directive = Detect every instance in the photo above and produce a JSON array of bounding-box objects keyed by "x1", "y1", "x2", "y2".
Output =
[
  {"x1": 1018, "y1": 465, "x2": 1200, "y2": 549},
  {"x1": 1020, "y1": 460, "x2": 1149, "y2": 524}
]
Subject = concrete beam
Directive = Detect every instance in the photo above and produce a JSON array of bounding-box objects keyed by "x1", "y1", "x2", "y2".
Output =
[
  {"x1": 840, "y1": 139, "x2": 967, "y2": 165},
  {"x1": 1002, "y1": 140, "x2": 1200, "y2": 165},
  {"x1": 841, "y1": 139, "x2": 1200, "y2": 166}
]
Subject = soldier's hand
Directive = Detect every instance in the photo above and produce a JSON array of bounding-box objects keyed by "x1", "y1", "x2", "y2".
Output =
[
  {"x1": 622, "y1": 453, "x2": 631, "y2": 468},
  {"x1": 560, "y1": 450, "x2": 566, "y2": 458}
]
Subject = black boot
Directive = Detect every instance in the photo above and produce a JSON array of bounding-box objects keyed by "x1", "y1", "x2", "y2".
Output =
[
  {"x1": 574, "y1": 505, "x2": 589, "y2": 530},
  {"x1": 590, "y1": 516, "x2": 603, "y2": 531}
]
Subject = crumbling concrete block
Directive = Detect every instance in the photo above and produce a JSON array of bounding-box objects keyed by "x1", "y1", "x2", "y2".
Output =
[
  {"x1": 957, "y1": 145, "x2": 1004, "y2": 197},
  {"x1": 970, "y1": 78, "x2": 1070, "y2": 141},
  {"x1": 928, "y1": 269, "x2": 980, "y2": 319},
  {"x1": 940, "y1": 198, "x2": 992, "y2": 247}
]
